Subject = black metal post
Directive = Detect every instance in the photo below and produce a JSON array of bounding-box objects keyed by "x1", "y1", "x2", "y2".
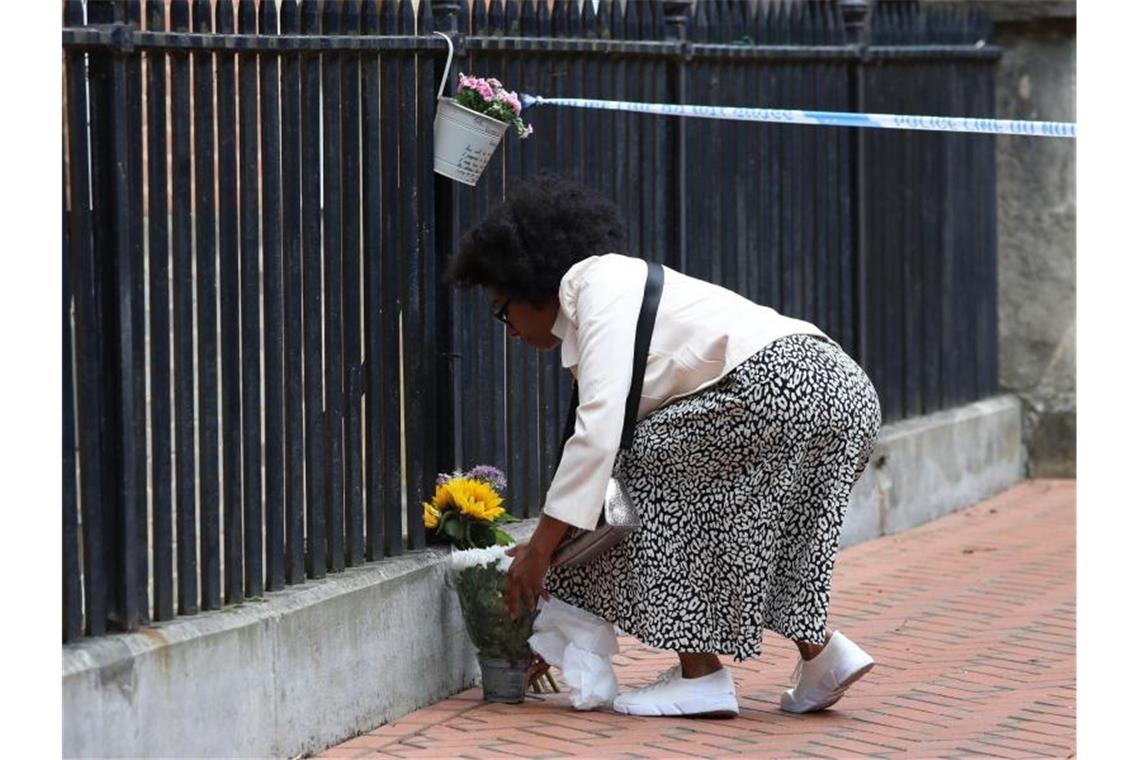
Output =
[
  {"x1": 398, "y1": 0, "x2": 425, "y2": 550},
  {"x1": 170, "y1": 0, "x2": 200, "y2": 617},
  {"x1": 63, "y1": 166, "x2": 81, "y2": 643},
  {"x1": 86, "y1": 0, "x2": 146, "y2": 633},
  {"x1": 841, "y1": 0, "x2": 870, "y2": 366},
  {"x1": 340, "y1": 0, "x2": 365, "y2": 570},
  {"x1": 378, "y1": 0, "x2": 403, "y2": 557},
  {"x1": 362, "y1": 0, "x2": 385, "y2": 561},
  {"x1": 216, "y1": 0, "x2": 244, "y2": 605},
  {"x1": 193, "y1": 0, "x2": 221, "y2": 614},
  {"x1": 300, "y1": 0, "x2": 326, "y2": 577},
  {"x1": 124, "y1": 0, "x2": 149, "y2": 627},
  {"x1": 239, "y1": 0, "x2": 265, "y2": 594},
  {"x1": 261, "y1": 0, "x2": 287, "y2": 589},
  {"x1": 144, "y1": 0, "x2": 175, "y2": 623},
  {"x1": 322, "y1": 0, "x2": 347, "y2": 570},
  {"x1": 280, "y1": 0, "x2": 306, "y2": 585},
  {"x1": 433, "y1": 0, "x2": 462, "y2": 478},
  {"x1": 663, "y1": 1, "x2": 691, "y2": 274}
]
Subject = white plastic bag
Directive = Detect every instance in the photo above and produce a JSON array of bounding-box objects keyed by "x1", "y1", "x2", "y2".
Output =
[{"x1": 528, "y1": 596, "x2": 620, "y2": 710}]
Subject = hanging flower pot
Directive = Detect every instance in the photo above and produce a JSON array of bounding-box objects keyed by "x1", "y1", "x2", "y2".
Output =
[
  {"x1": 431, "y1": 32, "x2": 534, "y2": 187},
  {"x1": 434, "y1": 98, "x2": 510, "y2": 186}
]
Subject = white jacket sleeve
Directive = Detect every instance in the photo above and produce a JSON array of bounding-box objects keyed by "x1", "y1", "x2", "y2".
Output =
[{"x1": 541, "y1": 264, "x2": 644, "y2": 531}]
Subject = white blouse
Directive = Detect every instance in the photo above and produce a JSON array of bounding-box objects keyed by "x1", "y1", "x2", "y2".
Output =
[{"x1": 542, "y1": 253, "x2": 834, "y2": 531}]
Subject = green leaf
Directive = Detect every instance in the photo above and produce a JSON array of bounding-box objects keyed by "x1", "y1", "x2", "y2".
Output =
[
  {"x1": 496, "y1": 512, "x2": 519, "y2": 524},
  {"x1": 442, "y1": 513, "x2": 464, "y2": 543},
  {"x1": 492, "y1": 528, "x2": 515, "y2": 546},
  {"x1": 469, "y1": 522, "x2": 497, "y2": 550}
]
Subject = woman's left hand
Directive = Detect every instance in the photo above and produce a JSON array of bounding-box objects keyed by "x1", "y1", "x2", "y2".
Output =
[{"x1": 503, "y1": 541, "x2": 551, "y2": 621}]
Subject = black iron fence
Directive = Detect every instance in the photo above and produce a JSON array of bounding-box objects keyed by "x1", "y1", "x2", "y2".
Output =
[{"x1": 62, "y1": 0, "x2": 1000, "y2": 642}]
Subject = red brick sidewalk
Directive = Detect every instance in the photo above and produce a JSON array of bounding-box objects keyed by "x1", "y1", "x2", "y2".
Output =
[{"x1": 319, "y1": 480, "x2": 1075, "y2": 759}]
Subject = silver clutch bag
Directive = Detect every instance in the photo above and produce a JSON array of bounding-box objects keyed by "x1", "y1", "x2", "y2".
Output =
[{"x1": 549, "y1": 477, "x2": 640, "y2": 568}]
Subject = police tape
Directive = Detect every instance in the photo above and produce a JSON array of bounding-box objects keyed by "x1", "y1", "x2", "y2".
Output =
[{"x1": 519, "y1": 95, "x2": 1076, "y2": 139}]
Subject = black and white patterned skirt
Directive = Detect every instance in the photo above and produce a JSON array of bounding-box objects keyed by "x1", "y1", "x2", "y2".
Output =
[{"x1": 544, "y1": 334, "x2": 882, "y2": 661}]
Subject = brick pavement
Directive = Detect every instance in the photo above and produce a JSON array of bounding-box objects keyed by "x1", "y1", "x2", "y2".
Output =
[{"x1": 318, "y1": 480, "x2": 1075, "y2": 759}]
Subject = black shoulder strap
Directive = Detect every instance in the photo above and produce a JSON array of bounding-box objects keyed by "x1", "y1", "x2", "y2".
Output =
[
  {"x1": 621, "y1": 261, "x2": 664, "y2": 449},
  {"x1": 558, "y1": 261, "x2": 664, "y2": 456}
]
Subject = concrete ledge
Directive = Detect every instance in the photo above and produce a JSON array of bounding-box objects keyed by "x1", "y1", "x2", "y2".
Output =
[
  {"x1": 64, "y1": 549, "x2": 481, "y2": 758},
  {"x1": 64, "y1": 394, "x2": 1024, "y2": 759},
  {"x1": 840, "y1": 394, "x2": 1025, "y2": 548}
]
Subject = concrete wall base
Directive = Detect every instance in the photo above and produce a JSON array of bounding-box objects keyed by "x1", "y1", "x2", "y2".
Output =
[
  {"x1": 64, "y1": 553, "x2": 481, "y2": 758},
  {"x1": 64, "y1": 394, "x2": 1025, "y2": 759},
  {"x1": 840, "y1": 394, "x2": 1025, "y2": 548}
]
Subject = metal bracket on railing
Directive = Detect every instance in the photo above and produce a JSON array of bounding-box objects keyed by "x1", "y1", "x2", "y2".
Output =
[
  {"x1": 62, "y1": 23, "x2": 137, "y2": 54},
  {"x1": 108, "y1": 23, "x2": 136, "y2": 54}
]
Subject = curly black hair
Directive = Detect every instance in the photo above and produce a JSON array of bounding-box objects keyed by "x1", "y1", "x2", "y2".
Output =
[{"x1": 445, "y1": 173, "x2": 627, "y2": 305}]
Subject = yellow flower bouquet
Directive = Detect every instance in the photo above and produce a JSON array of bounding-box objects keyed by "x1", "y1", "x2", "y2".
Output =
[{"x1": 423, "y1": 465, "x2": 518, "y2": 550}]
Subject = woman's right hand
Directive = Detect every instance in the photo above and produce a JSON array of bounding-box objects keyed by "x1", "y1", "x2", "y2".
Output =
[
  {"x1": 502, "y1": 513, "x2": 571, "y2": 621},
  {"x1": 503, "y1": 541, "x2": 552, "y2": 621}
]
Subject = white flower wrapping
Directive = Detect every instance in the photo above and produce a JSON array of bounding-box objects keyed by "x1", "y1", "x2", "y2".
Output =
[{"x1": 448, "y1": 544, "x2": 514, "y2": 574}]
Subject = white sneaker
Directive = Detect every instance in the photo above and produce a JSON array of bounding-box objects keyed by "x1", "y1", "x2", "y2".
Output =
[
  {"x1": 780, "y1": 630, "x2": 875, "y2": 713},
  {"x1": 613, "y1": 665, "x2": 739, "y2": 718}
]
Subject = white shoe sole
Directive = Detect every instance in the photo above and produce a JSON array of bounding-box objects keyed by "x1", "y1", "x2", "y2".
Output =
[
  {"x1": 613, "y1": 693, "x2": 740, "y2": 718},
  {"x1": 780, "y1": 659, "x2": 875, "y2": 713}
]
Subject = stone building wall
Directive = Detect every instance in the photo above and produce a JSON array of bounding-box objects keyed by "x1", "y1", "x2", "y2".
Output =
[{"x1": 931, "y1": 0, "x2": 1076, "y2": 476}]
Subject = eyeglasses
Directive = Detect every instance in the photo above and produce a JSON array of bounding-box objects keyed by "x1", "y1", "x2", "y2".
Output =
[{"x1": 491, "y1": 298, "x2": 512, "y2": 326}]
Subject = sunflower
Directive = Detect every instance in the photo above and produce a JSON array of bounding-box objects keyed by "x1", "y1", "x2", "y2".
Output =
[
  {"x1": 440, "y1": 477, "x2": 505, "y2": 522},
  {"x1": 422, "y1": 500, "x2": 441, "y2": 529}
]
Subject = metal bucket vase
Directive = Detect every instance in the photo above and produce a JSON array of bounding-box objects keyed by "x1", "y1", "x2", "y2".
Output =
[
  {"x1": 431, "y1": 31, "x2": 509, "y2": 186},
  {"x1": 477, "y1": 657, "x2": 529, "y2": 704},
  {"x1": 433, "y1": 97, "x2": 509, "y2": 186}
]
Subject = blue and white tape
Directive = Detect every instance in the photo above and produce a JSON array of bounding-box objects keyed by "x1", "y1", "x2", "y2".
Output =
[{"x1": 520, "y1": 95, "x2": 1076, "y2": 139}]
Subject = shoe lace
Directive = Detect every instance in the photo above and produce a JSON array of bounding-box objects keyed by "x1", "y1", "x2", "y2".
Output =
[
  {"x1": 790, "y1": 657, "x2": 804, "y2": 686},
  {"x1": 631, "y1": 665, "x2": 681, "y2": 696}
]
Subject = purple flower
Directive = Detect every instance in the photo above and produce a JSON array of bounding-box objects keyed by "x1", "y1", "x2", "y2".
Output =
[
  {"x1": 466, "y1": 464, "x2": 508, "y2": 493},
  {"x1": 436, "y1": 469, "x2": 463, "y2": 486}
]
